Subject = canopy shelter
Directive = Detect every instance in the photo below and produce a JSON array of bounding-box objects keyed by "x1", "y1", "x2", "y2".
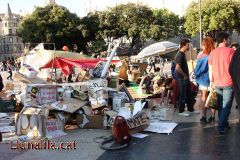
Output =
[
  {"x1": 40, "y1": 57, "x2": 119, "y2": 76},
  {"x1": 23, "y1": 49, "x2": 118, "y2": 77},
  {"x1": 135, "y1": 41, "x2": 179, "y2": 59}
]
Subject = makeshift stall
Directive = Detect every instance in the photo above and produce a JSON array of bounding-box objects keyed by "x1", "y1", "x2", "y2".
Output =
[{"x1": 0, "y1": 41, "x2": 181, "y2": 145}]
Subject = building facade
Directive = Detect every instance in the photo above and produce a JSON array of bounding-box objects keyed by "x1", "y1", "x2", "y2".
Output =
[{"x1": 0, "y1": 4, "x2": 24, "y2": 61}]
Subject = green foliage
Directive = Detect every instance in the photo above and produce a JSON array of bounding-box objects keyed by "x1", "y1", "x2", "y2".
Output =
[
  {"x1": 17, "y1": 4, "x2": 83, "y2": 50},
  {"x1": 17, "y1": 3, "x2": 181, "y2": 53},
  {"x1": 184, "y1": 0, "x2": 240, "y2": 37},
  {"x1": 95, "y1": 3, "x2": 180, "y2": 49},
  {"x1": 152, "y1": 9, "x2": 180, "y2": 40},
  {"x1": 87, "y1": 40, "x2": 107, "y2": 53}
]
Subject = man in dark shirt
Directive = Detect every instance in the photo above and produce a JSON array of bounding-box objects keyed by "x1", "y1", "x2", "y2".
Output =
[
  {"x1": 0, "y1": 73, "x2": 3, "y2": 92},
  {"x1": 175, "y1": 38, "x2": 195, "y2": 116},
  {"x1": 229, "y1": 46, "x2": 240, "y2": 122}
]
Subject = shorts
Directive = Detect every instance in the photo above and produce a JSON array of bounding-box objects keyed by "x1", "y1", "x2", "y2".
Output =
[{"x1": 199, "y1": 85, "x2": 209, "y2": 91}]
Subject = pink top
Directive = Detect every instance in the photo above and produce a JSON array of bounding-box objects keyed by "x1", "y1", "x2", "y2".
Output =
[{"x1": 208, "y1": 47, "x2": 234, "y2": 87}]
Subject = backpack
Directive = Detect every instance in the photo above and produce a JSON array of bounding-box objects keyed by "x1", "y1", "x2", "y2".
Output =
[
  {"x1": 171, "y1": 61, "x2": 178, "y2": 80},
  {"x1": 113, "y1": 116, "x2": 131, "y2": 145}
]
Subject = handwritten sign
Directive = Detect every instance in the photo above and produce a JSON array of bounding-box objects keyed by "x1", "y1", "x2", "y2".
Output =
[
  {"x1": 45, "y1": 119, "x2": 66, "y2": 139},
  {"x1": 149, "y1": 107, "x2": 167, "y2": 122},
  {"x1": 126, "y1": 112, "x2": 149, "y2": 129},
  {"x1": 27, "y1": 85, "x2": 58, "y2": 105},
  {"x1": 46, "y1": 119, "x2": 63, "y2": 133},
  {"x1": 38, "y1": 86, "x2": 58, "y2": 104},
  {"x1": 144, "y1": 122, "x2": 178, "y2": 134},
  {"x1": 88, "y1": 79, "x2": 108, "y2": 108}
]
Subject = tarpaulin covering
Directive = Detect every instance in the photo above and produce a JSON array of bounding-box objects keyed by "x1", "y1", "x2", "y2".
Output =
[
  {"x1": 22, "y1": 49, "x2": 119, "y2": 77},
  {"x1": 41, "y1": 57, "x2": 119, "y2": 76}
]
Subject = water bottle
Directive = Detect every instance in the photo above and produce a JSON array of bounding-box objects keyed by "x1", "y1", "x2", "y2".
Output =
[
  {"x1": 19, "y1": 132, "x2": 33, "y2": 141},
  {"x1": 103, "y1": 113, "x2": 108, "y2": 129}
]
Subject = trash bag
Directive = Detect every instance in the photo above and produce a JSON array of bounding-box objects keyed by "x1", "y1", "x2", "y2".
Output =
[{"x1": 205, "y1": 90, "x2": 218, "y2": 110}]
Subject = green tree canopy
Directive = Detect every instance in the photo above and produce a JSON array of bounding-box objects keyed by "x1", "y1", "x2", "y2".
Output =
[
  {"x1": 94, "y1": 3, "x2": 180, "y2": 49},
  {"x1": 184, "y1": 0, "x2": 240, "y2": 37},
  {"x1": 17, "y1": 4, "x2": 84, "y2": 50},
  {"x1": 152, "y1": 9, "x2": 180, "y2": 41}
]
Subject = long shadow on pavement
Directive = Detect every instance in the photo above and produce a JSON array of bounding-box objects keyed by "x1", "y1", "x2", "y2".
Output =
[{"x1": 97, "y1": 122, "x2": 240, "y2": 160}]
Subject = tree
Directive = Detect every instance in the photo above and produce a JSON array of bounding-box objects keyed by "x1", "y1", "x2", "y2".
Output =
[
  {"x1": 95, "y1": 3, "x2": 154, "y2": 49},
  {"x1": 184, "y1": 0, "x2": 240, "y2": 38},
  {"x1": 95, "y1": 3, "x2": 180, "y2": 50},
  {"x1": 151, "y1": 9, "x2": 180, "y2": 41},
  {"x1": 17, "y1": 4, "x2": 84, "y2": 51}
]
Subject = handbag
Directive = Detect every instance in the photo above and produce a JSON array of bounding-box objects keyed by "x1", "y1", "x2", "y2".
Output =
[{"x1": 205, "y1": 90, "x2": 218, "y2": 110}]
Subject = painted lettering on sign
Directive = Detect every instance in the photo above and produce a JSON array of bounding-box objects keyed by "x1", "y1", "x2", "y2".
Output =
[{"x1": 126, "y1": 113, "x2": 149, "y2": 129}]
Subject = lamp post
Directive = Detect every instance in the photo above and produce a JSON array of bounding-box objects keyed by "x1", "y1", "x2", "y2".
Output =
[
  {"x1": 199, "y1": 0, "x2": 202, "y2": 48},
  {"x1": 3, "y1": 36, "x2": 5, "y2": 55}
]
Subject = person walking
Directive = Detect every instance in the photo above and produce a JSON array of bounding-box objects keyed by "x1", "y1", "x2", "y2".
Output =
[
  {"x1": 0, "y1": 73, "x2": 3, "y2": 92},
  {"x1": 194, "y1": 37, "x2": 216, "y2": 124},
  {"x1": 209, "y1": 32, "x2": 234, "y2": 134},
  {"x1": 6, "y1": 60, "x2": 13, "y2": 81},
  {"x1": 175, "y1": 38, "x2": 195, "y2": 116},
  {"x1": 148, "y1": 57, "x2": 156, "y2": 73},
  {"x1": 229, "y1": 45, "x2": 240, "y2": 122}
]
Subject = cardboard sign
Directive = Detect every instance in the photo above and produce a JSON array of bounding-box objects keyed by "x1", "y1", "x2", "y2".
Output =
[
  {"x1": 39, "y1": 86, "x2": 58, "y2": 104},
  {"x1": 88, "y1": 79, "x2": 108, "y2": 109},
  {"x1": 149, "y1": 107, "x2": 167, "y2": 122},
  {"x1": 126, "y1": 111, "x2": 149, "y2": 134},
  {"x1": 45, "y1": 119, "x2": 64, "y2": 134},
  {"x1": 26, "y1": 85, "x2": 58, "y2": 105},
  {"x1": 44, "y1": 119, "x2": 67, "y2": 139}
]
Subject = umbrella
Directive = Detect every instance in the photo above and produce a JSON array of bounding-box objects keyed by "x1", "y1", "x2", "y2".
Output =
[{"x1": 135, "y1": 41, "x2": 179, "y2": 59}]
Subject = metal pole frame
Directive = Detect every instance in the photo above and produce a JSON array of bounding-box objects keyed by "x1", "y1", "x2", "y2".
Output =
[{"x1": 199, "y1": 0, "x2": 202, "y2": 48}]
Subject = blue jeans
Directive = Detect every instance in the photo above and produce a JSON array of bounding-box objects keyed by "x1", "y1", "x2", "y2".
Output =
[
  {"x1": 177, "y1": 79, "x2": 194, "y2": 113},
  {"x1": 215, "y1": 86, "x2": 234, "y2": 131}
]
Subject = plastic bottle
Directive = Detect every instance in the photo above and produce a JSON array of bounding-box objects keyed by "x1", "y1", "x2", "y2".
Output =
[
  {"x1": 19, "y1": 132, "x2": 33, "y2": 141},
  {"x1": 103, "y1": 113, "x2": 108, "y2": 129}
]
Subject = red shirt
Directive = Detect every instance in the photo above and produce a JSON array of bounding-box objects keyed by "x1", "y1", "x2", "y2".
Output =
[{"x1": 208, "y1": 47, "x2": 234, "y2": 87}]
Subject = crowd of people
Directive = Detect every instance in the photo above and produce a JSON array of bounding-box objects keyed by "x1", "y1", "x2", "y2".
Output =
[
  {"x1": 175, "y1": 32, "x2": 239, "y2": 135},
  {"x1": 0, "y1": 59, "x2": 21, "y2": 81}
]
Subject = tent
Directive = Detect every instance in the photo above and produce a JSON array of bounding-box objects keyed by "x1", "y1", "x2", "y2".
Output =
[{"x1": 135, "y1": 41, "x2": 179, "y2": 59}]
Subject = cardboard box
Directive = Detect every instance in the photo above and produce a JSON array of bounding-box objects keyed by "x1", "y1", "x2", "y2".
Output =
[
  {"x1": 15, "y1": 112, "x2": 44, "y2": 137},
  {"x1": 15, "y1": 109, "x2": 65, "y2": 138},
  {"x1": 26, "y1": 84, "x2": 59, "y2": 105},
  {"x1": 76, "y1": 114, "x2": 104, "y2": 129},
  {"x1": 43, "y1": 118, "x2": 66, "y2": 139}
]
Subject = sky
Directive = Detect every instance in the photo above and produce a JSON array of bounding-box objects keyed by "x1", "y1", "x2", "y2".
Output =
[{"x1": 0, "y1": 0, "x2": 196, "y2": 17}]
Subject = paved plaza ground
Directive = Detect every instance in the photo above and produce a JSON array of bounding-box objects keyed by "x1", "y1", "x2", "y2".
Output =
[{"x1": 0, "y1": 71, "x2": 240, "y2": 160}]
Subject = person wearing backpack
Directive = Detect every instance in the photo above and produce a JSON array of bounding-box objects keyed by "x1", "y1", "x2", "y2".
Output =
[
  {"x1": 194, "y1": 37, "x2": 216, "y2": 124},
  {"x1": 0, "y1": 73, "x2": 3, "y2": 92}
]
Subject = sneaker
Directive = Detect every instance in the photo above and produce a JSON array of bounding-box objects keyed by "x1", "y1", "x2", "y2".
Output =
[
  {"x1": 178, "y1": 112, "x2": 190, "y2": 117},
  {"x1": 188, "y1": 110, "x2": 200, "y2": 114},
  {"x1": 207, "y1": 117, "x2": 215, "y2": 124},
  {"x1": 218, "y1": 126, "x2": 230, "y2": 135},
  {"x1": 200, "y1": 116, "x2": 207, "y2": 124}
]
